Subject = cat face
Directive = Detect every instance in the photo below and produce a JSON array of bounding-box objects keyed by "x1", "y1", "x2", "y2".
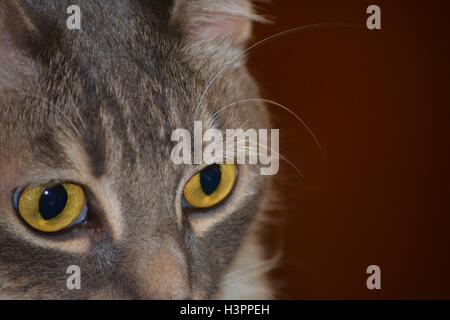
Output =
[{"x1": 0, "y1": 0, "x2": 271, "y2": 299}]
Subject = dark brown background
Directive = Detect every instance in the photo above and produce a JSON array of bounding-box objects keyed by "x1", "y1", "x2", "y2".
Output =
[{"x1": 250, "y1": 0, "x2": 450, "y2": 299}]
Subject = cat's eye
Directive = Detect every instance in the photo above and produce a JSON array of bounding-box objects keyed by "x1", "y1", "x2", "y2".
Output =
[
  {"x1": 13, "y1": 183, "x2": 88, "y2": 233},
  {"x1": 183, "y1": 164, "x2": 237, "y2": 209}
]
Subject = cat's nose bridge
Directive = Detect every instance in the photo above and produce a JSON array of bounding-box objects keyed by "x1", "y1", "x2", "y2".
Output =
[
  {"x1": 126, "y1": 236, "x2": 191, "y2": 299},
  {"x1": 113, "y1": 179, "x2": 192, "y2": 298}
]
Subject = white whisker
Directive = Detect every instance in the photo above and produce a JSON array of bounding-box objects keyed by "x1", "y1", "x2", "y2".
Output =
[
  {"x1": 195, "y1": 22, "x2": 362, "y2": 118},
  {"x1": 213, "y1": 98, "x2": 328, "y2": 165}
]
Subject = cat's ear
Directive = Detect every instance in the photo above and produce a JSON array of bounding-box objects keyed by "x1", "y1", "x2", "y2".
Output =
[
  {"x1": 0, "y1": 1, "x2": 38, "y2": 90},
  {"x1": 171, "y1": 0, "x2": 266, "y2": 48}
]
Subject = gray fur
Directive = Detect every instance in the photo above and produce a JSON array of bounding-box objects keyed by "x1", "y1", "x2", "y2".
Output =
[{"x1": 0, "y1": 0, "x2": 271, "y2": 299}]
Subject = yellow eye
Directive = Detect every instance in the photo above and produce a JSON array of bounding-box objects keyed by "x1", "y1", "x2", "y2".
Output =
[
  {"x1": 183, "y1": 164, "x2": 237, "y2": 209},
  {"x1": 15, "y1": 183, "x2": 87, "y2": 233}
]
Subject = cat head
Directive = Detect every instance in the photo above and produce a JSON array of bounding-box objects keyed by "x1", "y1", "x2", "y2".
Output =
[{"x1": 0, "y1": 0, "x2": 271, "y2": 299}]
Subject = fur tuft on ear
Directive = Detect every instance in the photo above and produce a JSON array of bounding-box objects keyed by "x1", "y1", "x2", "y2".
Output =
[
  {"x1": 0, "y1": 1, "x2": 38, "y2": 91},
  {"x1": 171, "y1": 0, "x2": 267, "y2": 46}
]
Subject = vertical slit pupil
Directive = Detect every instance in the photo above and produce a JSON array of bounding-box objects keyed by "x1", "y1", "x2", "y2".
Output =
[
  {"x1": 200, "y1": 164, "x2": 222, "y2": 195},
  {"x1": 39, "y1": 185, "x2": 68, "y2": 220}
]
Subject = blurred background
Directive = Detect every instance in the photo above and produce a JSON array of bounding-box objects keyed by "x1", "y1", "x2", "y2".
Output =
[{"x1": 250, "y1": 0, "x2": 450, "y2": 299}]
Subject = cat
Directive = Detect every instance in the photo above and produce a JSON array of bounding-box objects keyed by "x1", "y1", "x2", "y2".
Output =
[{"x1": 0, "y1": 0, "x2": 274, "y2": 299}]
